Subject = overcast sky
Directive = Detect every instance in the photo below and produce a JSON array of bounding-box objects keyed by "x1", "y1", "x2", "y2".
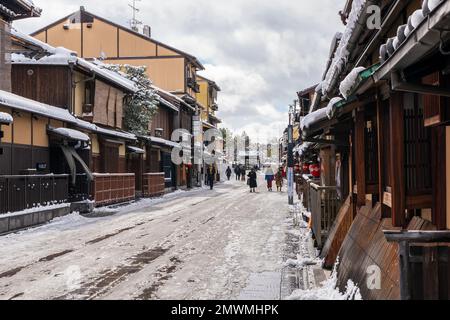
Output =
[{"x1": 14, "y1": 0, "x2": 344, "y2": 143}]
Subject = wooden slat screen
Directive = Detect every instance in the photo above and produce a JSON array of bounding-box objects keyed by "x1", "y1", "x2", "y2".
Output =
[{"x1": 404, "y1": 93, "x2": 432, "y2": 196}]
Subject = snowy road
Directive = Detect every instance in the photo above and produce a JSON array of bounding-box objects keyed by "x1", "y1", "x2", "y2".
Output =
[{"x1": 0, "y1": 175, "x2": 293, "y2": 300}]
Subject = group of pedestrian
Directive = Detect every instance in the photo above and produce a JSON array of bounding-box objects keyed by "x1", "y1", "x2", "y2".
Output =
[{"x1": 265, "y1": 167, "x2": 284, "y2": 192}]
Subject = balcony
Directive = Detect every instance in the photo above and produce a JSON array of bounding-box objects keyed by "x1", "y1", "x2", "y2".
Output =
[
  {"x1": 0, "y1": 174, "x2": 69, "y2": 214},
  {"x1": 187, "y1": 77, "x2": 200, "y2": 93}
]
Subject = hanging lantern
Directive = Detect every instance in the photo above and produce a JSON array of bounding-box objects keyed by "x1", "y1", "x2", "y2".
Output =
[
  {"x1": 303, "y1": 163, "x2": 310, "y2": 174},
  {"x1": 309, "y1": 163, "x2": 320, "y2": 178}
]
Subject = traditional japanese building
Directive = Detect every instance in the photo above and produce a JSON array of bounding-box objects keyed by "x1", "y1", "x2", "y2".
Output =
[
  {"x1": 29, "y1": 6, "x2": 204, "y2": 189},
  {"x1": 297, "y1": 0, "x2": 450, "y2": 300}
]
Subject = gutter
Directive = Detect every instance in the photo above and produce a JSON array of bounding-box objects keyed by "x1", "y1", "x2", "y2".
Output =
[{"x1": 391, "y1": 71, "x2": 450, "y2": 97}]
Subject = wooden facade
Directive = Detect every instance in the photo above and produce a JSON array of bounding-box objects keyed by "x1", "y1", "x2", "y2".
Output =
[{"x1": 297, "y1": 0, "x2": 450, "y2": 299}]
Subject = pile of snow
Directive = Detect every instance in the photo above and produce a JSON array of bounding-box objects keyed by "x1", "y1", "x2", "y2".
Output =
[
  {"x1": 0, "y1": 111, "x2": 13, "y2": 124},
  {"x1": 339, "y1": 66, "x2": 366, "y2": 99},
  {"x1": 284, "y1": 254, "x2": 318, "y2": 268},
  {"x1": 287, "y1": 261, "x2": 362, "y2": 300},
  {"x1": 325, "y1": 97, "x2": 344, "y2": 119},
  {"x1": 322, "y1": 0, "x2": 369, "y2": 96},
  {"x1": 1, "y1": 203, "x2": 70, "y2": 219}
]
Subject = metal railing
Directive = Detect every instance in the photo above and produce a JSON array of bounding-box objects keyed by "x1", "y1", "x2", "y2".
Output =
[
  {"x1": 309, "y1": 182, "x2": 341, "y2": 249},
  {"x1": 0, "y1": 174, "x2": 69, "y2": 214}
]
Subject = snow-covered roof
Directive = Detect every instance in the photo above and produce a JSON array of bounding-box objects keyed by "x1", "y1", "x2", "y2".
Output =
[
  {"x1": 322, "y1": 0, "x2": 370, "y2": 96},
  {"x1": 48, "y1": 127, "x2": 90, "y2": 142},
  {"x1": 11, "y1": 28, "x2": 137, "y2": 93},
  {"x1": 141, "y1": 135, "x2": 181, "y2": 148},
  {"x1": 127, "y1": 146, "x2": 145, "y2": 154},
  {"x1": 0, "y1": 112, "x2": 13, "y2": 124},
  {"x1": 0, "y1": 90, "x2": 136, "y2": 141},
  {"x1": 300, "y1": 108, "x2": 328, "y2": 132},
  {"x1": 379, "y1": 0, "x2": 444, "y2": 64},
  {"x1": 339, "y1": 66, "x2": 366, "y2": 99}
]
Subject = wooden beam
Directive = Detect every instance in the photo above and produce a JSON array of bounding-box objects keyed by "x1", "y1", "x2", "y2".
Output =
[
  {"x1": 389, "y1": 92, "x2": 406, "y2": 228},
  {"x1": 431, "y1": 126, "x2": 447, "y2": 230},
  {"x1": 377, "y1": 95, "x2": 389, "y2": 218},
  {"x1": 355, "y1": 111, "x2": 366, "y2": 207}
]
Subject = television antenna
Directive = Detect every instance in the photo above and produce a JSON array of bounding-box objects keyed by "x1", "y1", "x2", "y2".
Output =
[{"x1": 128, "y1": 0, "x2": 142, "y2": 32}]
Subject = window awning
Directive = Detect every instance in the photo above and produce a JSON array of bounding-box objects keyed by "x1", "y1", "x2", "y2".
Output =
[
  {"x1": 48, "y1": 127, "x2": 90, "y2": 142},
  {"x1": 141, "y1": 135, "x2": 182, "y2": 149},
  {"x1": 127, "y1": 146, "x2": 145, "y2": 154}
]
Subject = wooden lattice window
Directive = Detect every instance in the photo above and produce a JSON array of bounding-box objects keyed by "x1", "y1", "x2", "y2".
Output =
[{"x1": 403, "y1": 93, "x2": 432, "y2": 196}]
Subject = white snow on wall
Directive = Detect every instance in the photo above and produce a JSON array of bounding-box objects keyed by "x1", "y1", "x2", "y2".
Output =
[
  {"x1": 0, "y1": 111, "x2": 13, "y2": 124},
  {"x1": 322, "y1": 0, "x2": 368, "y2": 96},
  {"x1": 339, "y1": 66, "x2": 366, "y2": 99}
]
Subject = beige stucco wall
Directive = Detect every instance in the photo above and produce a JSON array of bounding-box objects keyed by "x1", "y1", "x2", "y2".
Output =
[
  {"x1": 118, "y1": 29, "x2": 156, "y2": 57},
  {"x1": 32, "y1": 116, "x2": 49, "y2": 147},
  {"x1": 13, "y1": 113, "x2": 31, "y2": 145},
  {"x1": 74, "y1": 71, "x2": 85, "y2": 117},
  {"x1": 91, "y1": 134, "x2": 100, "y2": 154},
  {"x1": 119, "y1": 143, "x2": 126, "y2": 156},
  {"x1": 106, "y1": 57, "x2": 185, "y2": 93},
  {"x1": 83, "y1": 19, "x2": 118, "y2": 58},
  {"x1": 0, "y1": 106, "x2": 12, "y2": 143},
  {"x1": 46, "y1": 20, "x2": 82, "y2": 55}
]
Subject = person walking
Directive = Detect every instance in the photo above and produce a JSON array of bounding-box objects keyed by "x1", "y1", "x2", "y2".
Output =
[
  {"x1": 241, "y1": 167, "x2": 247, "y2": 182},
  {"x1": 265, "y1": 167, "x2": 275, "y2": 191},
  {"x1": 226, "y1": 166, "x2": 232, "y2": 181},
  {"x1": 275, "y1": 167, "x2": 284, "y2": 192},
  {"x1": 235, "y1": 165, "x2": 241, "y2": 181},
  {"x1": 207, "y1": 165, "x2": 216, "y2": 190},
  {"x1": 247, "y1": 168, "x2": 257, "y2": 193}
]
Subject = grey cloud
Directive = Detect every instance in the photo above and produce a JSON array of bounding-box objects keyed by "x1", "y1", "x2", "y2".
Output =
[{"x1": 14, "y1": 0, "x2": 345, "y2": 141}]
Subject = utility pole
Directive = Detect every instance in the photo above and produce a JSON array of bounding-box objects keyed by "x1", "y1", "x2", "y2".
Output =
[
  {"x1": 287, "y1": 104, "x2": 295, "y2": 205},
  {"x1": 129, "y1": 0, "x2": 142, "y2": 32}
]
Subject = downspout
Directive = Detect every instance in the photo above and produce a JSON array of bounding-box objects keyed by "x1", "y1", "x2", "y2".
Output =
[{"x1": 391, "y1": 71, "x2": 450, "y2": 97}]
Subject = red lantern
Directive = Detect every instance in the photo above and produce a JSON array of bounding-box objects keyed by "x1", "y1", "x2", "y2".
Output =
[
  {"x1": 302, "y1": 163, "x2": 310, "y2": 174},
  {"x1": 309, "y1": 164, "x2": 320, "y2": 178}
]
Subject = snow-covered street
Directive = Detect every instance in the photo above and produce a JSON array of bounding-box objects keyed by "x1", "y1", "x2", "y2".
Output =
[{"x1": 0, "y1": 175, "x2": 313, "y2": 300}]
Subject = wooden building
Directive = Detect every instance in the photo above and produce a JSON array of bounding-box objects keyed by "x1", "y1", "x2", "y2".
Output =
[
  {"x1": 29, "y1": 6, "x2": 205, "y2": 189},
  {"x1": 297, "y1": 0, "x2": 450, "y2": 300}
]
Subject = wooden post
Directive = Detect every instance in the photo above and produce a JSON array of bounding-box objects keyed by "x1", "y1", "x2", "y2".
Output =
[
  {"x1": 398, "y1": 241, "x2": 412, "y2": 300},
  {"x1": 376, "y1": 96, "x2": 388, "y2": 219},
  {"x1": 431, "y1": 126, "x2": 447, "y2": 230},
  {"x1": 355, "y1": 110, "x2": 366, "y2": 207},
  {"x1": 389, "y1": 92, "x2": 406, "y2": 228}
]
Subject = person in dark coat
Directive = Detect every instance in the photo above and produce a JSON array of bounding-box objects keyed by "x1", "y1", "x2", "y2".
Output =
[
  {"x1": 226, "y1": 166, "x2": 232, "y2": 181},
  {"x1": 241, "y1": 167, "x2": 247, "y2": 182},
  {"x1": 235, "y1": 165, "x2": 241, "y2": 181},
  {"x1": 207, "y1": 166, "x2": 216, "y2": 190},
  {"x1": 247, "y1": 168, "x2": 257, "y2": 193}
]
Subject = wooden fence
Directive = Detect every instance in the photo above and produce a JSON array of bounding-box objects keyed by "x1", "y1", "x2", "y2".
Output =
[
  {"x1": 0, "y1": 174, "x2": 69, "y2": 214},
  {"x1": 142, "y1": 173, "x2": 165, "y2": 197},
  {"x1": 91, "y1": 173, "x2": 135, "y2": 207}
]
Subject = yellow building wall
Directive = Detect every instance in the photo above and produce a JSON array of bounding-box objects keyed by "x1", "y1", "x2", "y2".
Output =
[
  {"x1": 74, "y1": 71, "x2": 85, "y2": 117},
  {"x1": 83, "y1": 19, "x2": 118, "y2": 58},
  {"x1": 49, "y1": 119, "x2": 64, "y2": 128},
  {"x1": 33, "y1": 31, "x2": 46, "y2": 43},
  {"x1": 118, "y1": 29, "x2": 157, "y2": 57},
  {"x1": 91, "y1": 134, "x2": 100, "y2": 154},
  {"x1": 13, "y1": 113, "x2": 31, "y2": 145},
  {"x1": 119, "y1": 143, "x2": 126, "y2": 156},
  {"x1": 46, "y1": 20, "x2": 82, "y2": 55},
  {"x1": 0, "y1": 106, "x2": 12, "y2": 143},
  {"x1": 32, "y1": 116, "x2": 49, "y2": 147},
  {"x1": 197, "y1": 81, "x2": 209, "y2": 107},
  {"x1": 106, "y1": 57, "x2": 185, "y2": 93},
  {"x1": 157, "y1": 45, "x2": 179, "y2": 56}
]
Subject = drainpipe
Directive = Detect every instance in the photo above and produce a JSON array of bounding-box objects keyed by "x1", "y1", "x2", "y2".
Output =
[{"x1": 391, "y1": 71, "x2": 450, "y2": 97}]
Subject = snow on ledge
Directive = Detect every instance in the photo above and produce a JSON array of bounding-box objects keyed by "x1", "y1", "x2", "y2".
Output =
[
  {"x1": 0, "y1": 111, "x2": 13, "y2": 124},
  {"x1": 0, "y1": 203, "x2": 70, "y2": 219},
  {"x1": 339, "y1": 66, "x2": 366, "y2": 99}
]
